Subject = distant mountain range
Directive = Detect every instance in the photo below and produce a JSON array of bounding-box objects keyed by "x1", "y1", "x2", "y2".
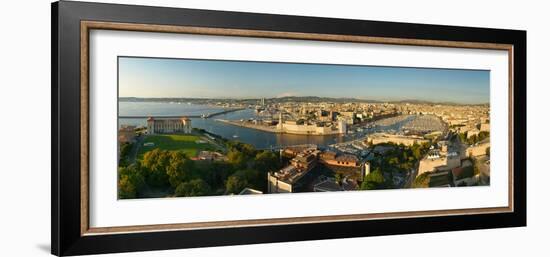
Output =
[
  {"x1": 269, "y1": 96, "x2": 379, "y2": 103},
  {"x1": 119, "y1": 96, "x2": 488, "y2": 106}
]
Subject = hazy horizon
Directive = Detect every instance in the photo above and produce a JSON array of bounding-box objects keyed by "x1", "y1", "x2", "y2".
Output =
[
  {"x1": 119, "y1": 95, "x2": 489, "y2": 105},
  {"x1": 119, "y1": 57, "x2": 490, "y2": 105}
]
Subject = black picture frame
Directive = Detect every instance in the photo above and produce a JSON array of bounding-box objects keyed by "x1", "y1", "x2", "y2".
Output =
[{"x1": 51, "y1": 1, "x2": 526, "y2": 256}]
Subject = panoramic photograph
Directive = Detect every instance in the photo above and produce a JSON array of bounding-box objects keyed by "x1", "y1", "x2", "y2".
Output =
[{"x1": 117, "y1": 56, "x2": 491, "y2": 199}]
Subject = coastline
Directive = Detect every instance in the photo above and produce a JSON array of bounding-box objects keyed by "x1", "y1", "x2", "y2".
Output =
[{"x1": 216, "y1": 119, "x2": 344, "y2": 136}]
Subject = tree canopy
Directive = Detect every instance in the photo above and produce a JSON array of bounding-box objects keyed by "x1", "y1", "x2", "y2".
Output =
[
  {"x1": 175, "y1": 179, "x2": 210, "y2": 197},
  {"x1": 360, "y1": 168, "x2": 386, "y2": 190},
  {"x1": 225, "y1": 174, "x2": 248, "y2": 194},
  {"x1": 253, "y1": 151, "x2": 279, "y2": 172},
  {"x1": 412, "y1": 172, "x2": 430, "y2": 188},
  {"x1": 118, "y1": 163, "x2": 145, "y2": 199},
  {"x1": 166, "y1": 151, "x2": 195, "y2": 187},
  {"x1": 141, "y1": 148, "x2": 171, "y2": 187},
  {"x1": 118, "y1": 140, "x2": 277, "y2": 198},
  {"x1": 227, "y1": 149, "x2": 247, "y2": 169}
]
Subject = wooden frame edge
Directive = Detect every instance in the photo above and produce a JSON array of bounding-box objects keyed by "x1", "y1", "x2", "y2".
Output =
[
  {"x1": 83, "y1": 20, "x2": 513, "y2": 50},
  {"x1": 79, "y1": 20, "x2": 515, "y2": 236},
  {"x1": 80, "y1": 21, "x2": 90, "y2": 235},
  {"x1": 84, "y1": 206, "x2": 512, "y2": 235}
]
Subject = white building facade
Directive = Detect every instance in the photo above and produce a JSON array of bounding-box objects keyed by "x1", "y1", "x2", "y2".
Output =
[{"x1": 146, "y1": 117, "x2": 192, "y2": 134}]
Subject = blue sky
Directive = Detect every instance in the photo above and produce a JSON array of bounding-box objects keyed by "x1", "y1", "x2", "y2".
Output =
[{"x1": 119, "y1": 57, "x2": 490, "y2": 104}]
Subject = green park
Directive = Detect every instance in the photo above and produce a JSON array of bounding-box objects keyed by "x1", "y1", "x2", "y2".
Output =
[{"x1": 137, "y1": 134, "x2": 217, "y2": 160}]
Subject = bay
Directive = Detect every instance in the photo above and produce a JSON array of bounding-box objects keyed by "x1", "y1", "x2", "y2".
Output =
[{"x1": 118, "y1": 101, "x2": 413, "y2": 149}]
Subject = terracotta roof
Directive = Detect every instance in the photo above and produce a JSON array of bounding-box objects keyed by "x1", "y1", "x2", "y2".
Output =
[
  {"x1": 335, "y1": 154, "x2": 359, "y2": 163},
  {"x1": 320, "y1": 151, "x2": 337, "y2": 160}
]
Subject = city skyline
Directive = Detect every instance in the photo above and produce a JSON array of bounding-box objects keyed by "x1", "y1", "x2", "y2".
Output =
[{"x1": 119, "y1": 57, "x2": 490, "y2": 104}]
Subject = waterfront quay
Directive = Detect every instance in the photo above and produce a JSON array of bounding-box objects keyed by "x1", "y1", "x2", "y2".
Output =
[
  {"x1": 216, "y1": 118, "x2": 343, "y2": 136},
  {"x1": 118, "y1": 107, "x2": 244, "y2": 119}
]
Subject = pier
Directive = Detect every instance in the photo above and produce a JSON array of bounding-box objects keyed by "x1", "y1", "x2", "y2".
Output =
[{"x1": 119, "y1": 108, "x2": 245, "y2": 119}]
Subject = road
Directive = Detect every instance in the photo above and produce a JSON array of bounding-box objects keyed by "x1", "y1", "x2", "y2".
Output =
[
  {"x1": 403, "y1": 161, "x2": 420, "y2": 188},
  {"x1": 127, "y1": 135, "x2": 145, "y2": 164}
]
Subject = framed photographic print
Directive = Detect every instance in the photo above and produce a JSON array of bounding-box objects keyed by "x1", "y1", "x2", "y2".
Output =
[{"x1": 51, "y1": 1, "x2": 526, "y2": 256}]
